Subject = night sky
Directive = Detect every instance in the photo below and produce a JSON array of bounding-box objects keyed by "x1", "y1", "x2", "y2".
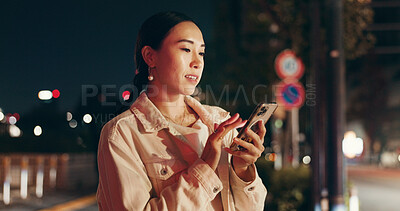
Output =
[{"x1": 1, "y1": 0, "x2": 214, "y2": 115}]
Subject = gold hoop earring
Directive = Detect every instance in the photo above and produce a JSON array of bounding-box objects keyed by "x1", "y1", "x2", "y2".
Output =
[{"x1": 148, "y1": 66, "x2": 155, "y2": 81}]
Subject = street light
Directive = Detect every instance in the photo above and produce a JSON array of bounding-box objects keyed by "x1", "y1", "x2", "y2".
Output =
[
  {"x1": 122, "y1": 91, "x2": 130, "y2": 101},
  {"x1": 69, "y1": 119, "x2": 77, "y2": 128},
  {"x1": 52, "y1": 89, "x2": 60, "y2": 98},
  {"x1": 9, "y1": 125, "x2": 22, "y2": 137},
  {"x1": 302, "y1": 155, "x2": 311, "y2": 165},
  {"x1": 342, "y1": 131, "x2": 364, "y2": 159},
  {"x1": 8, "y1": 116, "x2": 17, "y2": 125},
  {"x1": 83, "y1": 114, "x2": 92, "y2": 124},
  {"x1": 38, "y1": 90, "x2": 52, "y2": 100},
  {"x1": 66, "y1": 112, "x2": 73, "y2": 121},
  {"x1": 0, "y1": 111, "x2": 4, "y2": 121},
  {"x1": 34, "y1": 126, "x2": 42, "y2": 136}
]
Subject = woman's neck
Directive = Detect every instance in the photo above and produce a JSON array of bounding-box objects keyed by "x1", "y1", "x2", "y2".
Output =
[
  {"x1": 146, "y1": 89, "x2": 199, "y2": 126},
  {"x1": 147, "y1": 87, "x2": 187, "y2": 118}
]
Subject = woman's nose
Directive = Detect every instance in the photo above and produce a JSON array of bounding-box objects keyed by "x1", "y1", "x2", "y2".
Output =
[{"x1": 190, "y1": 54, "x2": 203, "y2": 69}]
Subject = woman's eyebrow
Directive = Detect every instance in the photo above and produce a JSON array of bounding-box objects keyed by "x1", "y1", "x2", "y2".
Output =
[{"x1": 177, "y1": 39, "x2": 205, "y2": 47}]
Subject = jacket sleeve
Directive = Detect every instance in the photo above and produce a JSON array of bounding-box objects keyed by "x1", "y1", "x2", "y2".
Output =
[
  {"x1": 96, "y1": 122, "x2": 223, "y2": 211},
  {"x1": 229, "y1": 163, "x2": 267, "y2": 210},
  {"x1": 226, "y1": 129, "x2": 268, "y2": 211}
]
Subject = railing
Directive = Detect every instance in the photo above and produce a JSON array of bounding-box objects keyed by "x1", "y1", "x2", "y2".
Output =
[{"x1": 0, "y1": 153, "x2": 97, "y2": 205}]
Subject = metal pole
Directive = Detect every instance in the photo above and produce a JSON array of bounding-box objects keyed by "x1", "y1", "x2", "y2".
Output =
[
  {"x1": 291, "y1": 108, "x2": 300, "y2": 168},
  {"x1": 326, "y1": 0, "x2": 346, "y2": 209},
  {"x1": 310, "y1": 0, "x2": 327, "y2": 210}
]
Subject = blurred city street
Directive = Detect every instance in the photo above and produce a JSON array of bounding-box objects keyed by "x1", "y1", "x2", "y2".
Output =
[
  {"x1": 0, "y1": 189, "x2": 98, "y2": 211},
  {"x1": 2, "y1": 165, "x2": 400, "y2": 211},
  {"x1": 1, "y1": 0, "x2": 399, "y2": 210},
  {"x1": 347, "y1": 165, "x2": 400, "y2": 211}
]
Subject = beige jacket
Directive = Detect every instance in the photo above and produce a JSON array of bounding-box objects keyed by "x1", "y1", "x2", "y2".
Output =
[{"x1": 96, "y1": 92, "x2": 267, "y2": 210}]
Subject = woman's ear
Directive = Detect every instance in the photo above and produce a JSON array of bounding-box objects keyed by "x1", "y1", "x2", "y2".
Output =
[{"x1": 141, "y1": 46, "x2": 157, "y2": 67}]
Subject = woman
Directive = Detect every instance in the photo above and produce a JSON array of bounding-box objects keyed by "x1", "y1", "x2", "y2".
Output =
[{"x1": 97, "y1": 11, "x2": 267, "y2": 210}]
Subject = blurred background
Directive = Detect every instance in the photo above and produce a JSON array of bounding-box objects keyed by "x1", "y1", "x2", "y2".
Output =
[{"x1": 1, "y1": 0, "x2": 399, "y2": 210}]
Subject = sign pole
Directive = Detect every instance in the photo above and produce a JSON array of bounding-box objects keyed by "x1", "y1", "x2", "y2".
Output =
[
  {"x1": 274, "y1": 49, "x2": 305, "y2": 168},
  {"x1": 291, "y1": 108, "x2": 300, "y2": 168}
]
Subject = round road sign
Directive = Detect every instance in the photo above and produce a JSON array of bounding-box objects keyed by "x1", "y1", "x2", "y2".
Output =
[
  {"x1": 276, "y1": 81, "x2": 305, "y2": 110},
  {"x1": 275, "y1": 50, "x2": 305, "y2": 80}
]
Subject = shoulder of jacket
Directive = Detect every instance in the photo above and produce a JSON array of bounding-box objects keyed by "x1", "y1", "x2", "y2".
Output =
[
  {"x1": 100, "y1": 109, "x2": 138, "y2": 142},
  {"x1": 202, "y1": 104, "x2": 230, "y2": 119}
]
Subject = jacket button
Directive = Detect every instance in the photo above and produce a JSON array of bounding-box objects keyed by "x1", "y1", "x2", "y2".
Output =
[
  {"x1": 160, "y1": 168, "x2": 168, "y2": 175},
  {"x1": 213, "y1": 187, "x2": 219, "y2": 193},
  {"x1": 248, "y1": 186, "x2": 255, "y2": 191}
]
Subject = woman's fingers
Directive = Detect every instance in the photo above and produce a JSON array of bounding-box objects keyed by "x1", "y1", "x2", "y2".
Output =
[
  {"x1": 224, "y1": 121, "x2": 267, "y2": 170},
  {"x1": 243, "y1": 129, "x2": 262, "y2": 150},
  {"x1": 233, "y1": 137, "x2": 255, "y2": 151},
  {"x1": 244, "y1": 121, "x2": 267, "y2": 149},
  {"x1": 211, "y1": 125, "x2": 226, "y2": 141},
  {"x1": 224, "y1": 146, "x2": 244, "y2": 157},
  {"x1": 214, "y1": 114, "x2": 246, "y2": 139},
  {"x1": 235, "y1": 120, "x2": 247, "y2": 129},
  {"x1": 218, "y1": 113, "x2": 239, "y2": 128},
  {"x1": 257, "y1": 120, "x2": 266, "y2": 138},
  {"x1": 225, "y1": 137, "x2": 263, "y2": 164}
]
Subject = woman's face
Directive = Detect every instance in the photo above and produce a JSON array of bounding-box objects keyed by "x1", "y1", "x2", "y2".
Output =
[{"x1": 151, "y1": 21, "x2": 205, "y2": 96}]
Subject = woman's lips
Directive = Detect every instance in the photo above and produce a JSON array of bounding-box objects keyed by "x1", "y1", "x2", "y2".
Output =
[{"x1": 185, "y1": 74, "x2": 199, "y2": 83}]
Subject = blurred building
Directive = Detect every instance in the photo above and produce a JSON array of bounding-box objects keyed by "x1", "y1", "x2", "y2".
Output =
[{"x1": 347, "y1": 0, "x2": 400, "y2": 165}]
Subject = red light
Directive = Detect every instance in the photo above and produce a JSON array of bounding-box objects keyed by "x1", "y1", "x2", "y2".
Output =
[
  {"x1": 122, "y1": 91, "x2": 130, "y2": 101},
  {"x1": 5, "y1": 113, "x2": 11, "y2": 123},
  {"x1": 52, "y1": 89, "x2": 60, "y2": 98},
  {"x1": 13, "y1": 113, "x2": 20, "y2": 121}
]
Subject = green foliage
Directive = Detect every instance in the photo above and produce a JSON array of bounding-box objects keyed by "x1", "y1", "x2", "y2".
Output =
[
  {"x1": 343, "y1": 0, "x2": 376, "y2": 59},
  {"x1": 243, "y1": 0, "x2": 375, "y2": 59},
  {"x1": 203, "y1": 0, "x2": 375, "y2": 116},
  {"x1": 256, "y1": 158, "x2": 311, "y2": 211}
]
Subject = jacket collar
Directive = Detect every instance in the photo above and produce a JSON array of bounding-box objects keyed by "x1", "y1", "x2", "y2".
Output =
[{"x1": 130, "y1": 92, "x2": 230, "y2": 133}]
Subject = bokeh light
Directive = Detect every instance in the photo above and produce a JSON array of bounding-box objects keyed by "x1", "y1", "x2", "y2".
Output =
[
  {"x1": 343, "y1": 131, "x2": 364, "y2": 159},
  {"x1": 264, "y1": 153, "x2": 276, "y2": 162},
  {"x1": 13, "y1": 113, "x2": 20, "y2": 121},
  {"x1": 38, "y1": 90, "x2": 52, "y2": 100},
  {"x1": 9, "y1": 125, "x2": 22, "y2": 137},
  {"x1": 302, "y1": 155, "x2": 311, "y2": 165},
  {"x1": 0, "y1": 111, "x2": 4, "y2": 121},
  {"x1": 122, "y1": 91, "x2": 130, "y2": 101},
  {"x1": 34, "y1": 126, "x2": 42, "y2": 136},
  {"x1": 8, "y1": 116, "x2": 17, "y2": 125},
  {"x1": 66, "y1": 112, "x2": 73, "y2": 121},
  {"x1": 83, "y1": 114, "x2": 92, "y2": 124},
  {"x1": 274, "y1": 119, "x2": 283, "y2": 128},
  {"x1": 69, "y1": 119, "x2": 78, "y2": 128},
  {"x1": 52, "y1": 89, "x2": 60, "y2": 98}
]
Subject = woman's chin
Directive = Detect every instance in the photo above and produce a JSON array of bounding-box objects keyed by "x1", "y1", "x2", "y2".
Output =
[{"x1": 181, "y1": 86, "x2": 197, "y2": 96}]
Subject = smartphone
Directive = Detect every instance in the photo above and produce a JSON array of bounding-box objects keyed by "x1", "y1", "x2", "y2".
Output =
[{"x1": 229, "y1": 102, "x2": 278, "y2": 151}]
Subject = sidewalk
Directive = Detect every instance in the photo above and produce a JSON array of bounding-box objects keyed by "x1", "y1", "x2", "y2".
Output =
[{"x1": 0, "y1": 188, "x2": 98, "y2": 211}]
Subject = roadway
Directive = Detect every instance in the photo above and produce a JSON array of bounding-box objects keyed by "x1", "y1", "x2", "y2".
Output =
[
  {"x1": 347, "y1": 165, "x2": 400, "y2": 211},
  {"x1": 2, "y1": 165, "x2": 399, "y2": 210}
]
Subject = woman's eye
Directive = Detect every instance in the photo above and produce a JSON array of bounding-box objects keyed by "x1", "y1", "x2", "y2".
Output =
[
  {"x1": 199, "y1": 52, "x2": 205, "y2": 57},
  {"x1": 181, "y1": 48, "x2": 191, "y2": 52}
]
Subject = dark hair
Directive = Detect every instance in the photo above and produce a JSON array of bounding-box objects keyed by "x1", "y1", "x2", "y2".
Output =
[{"x1": 134, "y1": 11, "x2": 195, "y2": 92}]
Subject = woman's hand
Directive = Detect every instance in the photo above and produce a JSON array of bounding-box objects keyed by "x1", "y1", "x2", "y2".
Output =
[
  {"x1": 225, "y1": 121, "x2": 266, "y2": 182},
  {"x1": 201, "y1": 113, "x2": 246, "y2": 171}
]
